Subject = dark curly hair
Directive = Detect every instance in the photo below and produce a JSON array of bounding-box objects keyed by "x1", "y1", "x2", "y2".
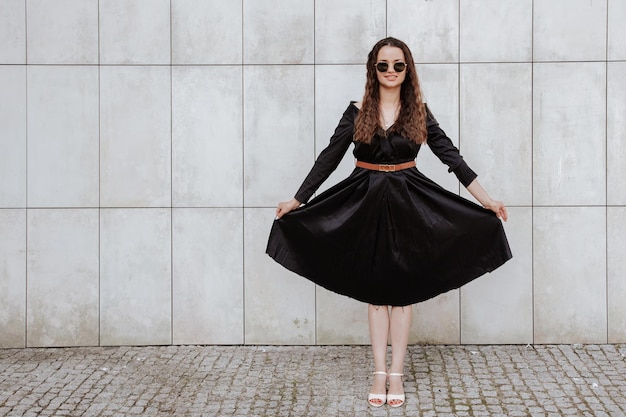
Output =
[{"x1": 354, "y1": 37, "x2": 427, "y2": 145}]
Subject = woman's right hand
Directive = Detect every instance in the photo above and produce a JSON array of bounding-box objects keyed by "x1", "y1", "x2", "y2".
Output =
[{"x1": 275, "y1": 198, "x2": 301, "y2": 219}]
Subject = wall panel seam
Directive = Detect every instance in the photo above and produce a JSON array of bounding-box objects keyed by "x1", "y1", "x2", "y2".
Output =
[
  {"x1": 97, "y1": 0, "x2": 102, "y2": 347},
  {"x1": 241, "y1": 0, "x2": 246, "y2": 345},
  {"x1": 24, "y1": 0, "x2": 29, "y2": 348},
  {"x1": 169, "y1": 0, "x2": 173, "y2": 346},
  {"x1": 313, "y1": 0, "x2": 318, "y2": 345},
  {"x1": 605, "y1": 0, "x2": 609, "y2": 343},
  {"x1": 456, "y1": 0, "x2": 461, "y2": 201},
  {"x1": 531, "y1": 0, "x2": 535, "y2": 345}
]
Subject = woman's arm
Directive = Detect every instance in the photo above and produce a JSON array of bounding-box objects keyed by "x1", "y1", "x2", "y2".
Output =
[
  {"x1": 292, "y1": 104, "x2": 357, "y2": 203},
  {"x1": 424, "y1": 105, "x2": 477, "y2": 187},
  {"x1": 275, "y1": 103, "x2": 357, "y2": 219},
  {"x1": 466, "y1": 179, "x2": 508, "y2": 221},
  {"x1": 425, "y1": 105, "x2": 508, "y2": 221}
]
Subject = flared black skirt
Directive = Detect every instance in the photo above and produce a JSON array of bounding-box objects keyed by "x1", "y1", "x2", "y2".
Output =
[{"x1": 266, "y1": 167, "x2": 512, "y2": 306}]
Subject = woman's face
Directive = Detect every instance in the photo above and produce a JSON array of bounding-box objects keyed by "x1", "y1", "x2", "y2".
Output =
[{"x1": 375, "y1": 45, "x2": 407, "y2": 89}]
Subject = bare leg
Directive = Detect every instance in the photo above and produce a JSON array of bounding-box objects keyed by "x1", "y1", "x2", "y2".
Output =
[
  {"x1": 388, "y1": 305, "x2": 412, "y2": 406},
  {"x1": 368, "y1": 304, "x2": 390, "y2": 405}
]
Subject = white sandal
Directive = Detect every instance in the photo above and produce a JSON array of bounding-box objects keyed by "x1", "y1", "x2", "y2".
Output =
[
  {"x1": 367, "y1": 371, "x2": 387, "y2": 407},
  {"x1": 387, "y1": 373, "x2": 405, "y2": 408}
]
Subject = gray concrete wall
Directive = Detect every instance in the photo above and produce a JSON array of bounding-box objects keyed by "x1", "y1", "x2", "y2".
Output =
[{"x1": 1, "y1": 0, "x2": 625, "y2": 347}]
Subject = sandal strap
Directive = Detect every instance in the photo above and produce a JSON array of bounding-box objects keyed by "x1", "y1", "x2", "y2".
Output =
[
  {"x1": 387, "y1": 373, "x2": 405, "y2": 407},
  {"x1": 372, "y1": 371, "x2": 388, "y2": 376}
]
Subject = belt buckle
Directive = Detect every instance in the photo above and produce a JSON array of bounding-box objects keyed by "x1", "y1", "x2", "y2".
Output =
[{"x1": 379, "y1": 164, "x2": 395, "y2": 172}]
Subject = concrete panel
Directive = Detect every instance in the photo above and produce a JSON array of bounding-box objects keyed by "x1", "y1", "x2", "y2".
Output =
[
  {"x1": 388, "y1": 0, "x2": 458, "y2": 63},
  {"x1": 172, "y1": 0, "x2": 242, "y2": 64},
  {"x1": 316, "y1": 287, "x2": 369, "y2": 345},
  {"x1": 314, "y1": 65, "x2": 364, "y2": 195},
  {"x1": 27, "y1": 209, "x2": 99, "y2": 347},
  {"x1": 244, "y1": 208, "x2": 315, "y2": 345},
  {"x1": 411, "y1": 290, "x2": 460, "y2": 344},
  {"x1": 534, "y1": 207, "x2": 607, "y2": 344},
  {"x1": 100, "y1": 208, "x2": 171, "y2": 346},
  {"x1": 0, "y1": 66, "x2": 26, "y2": 207},
  {"x1": 460, "y1": 63, "x2": 532, "y2": 206},
  {"x1": 608, "y1": 0, "x2": 626, "y2": 60},
  {"x1": 460, "y1": 0, "x2": 532, "y2": 62},
  {"x1": 99, "y1": 0, "x2": 170, "y2": 64},
  {"x1": 0, "y1": 0, "x2": 25, "y2": 64},
  {"x1": 461, "y1": 207, "x2": 532, "y2": 344},
  {"x1": 0, "y1": 209, "x2": 26, "y2": 348},
  {"x1": 26, "y1": 0, "x2": 98, "y2": 64},
  {"x1": 172, "y1": 66, "x2": 243, "y2": 207},
  {"x1": 608, "y1": 62, "x2": 626, "y2": 205},
  {"x1": 243, "y1": 66, "x2": 314, "y2": 206},
  {"x1": 534, "y1": 0, "x2": 606, "y2": 62},
  {"x1": 314, "y1": 0, "x2": 385, "y2": 64},
  {"x1": 172, "y1": 208, "x2": 244, "y2": 345},
  {"x1": 243, "y1": 0, "x2": 313, "y2": 64},
  {"x1": 27, "y1": 66, "x2": 99, "y2": 207},
  {"x1": 533, "y1": 63, "x2": 606, "y2": 206},
  {"x1": 100, "y1": 66, "x2": 171, "y2": 207},
  {"x1": 416, "y1": 64, "x2": 459, "y2": 193},
  {"x1": 608, "y1": 207, "x2": 626, "y2": 343}
]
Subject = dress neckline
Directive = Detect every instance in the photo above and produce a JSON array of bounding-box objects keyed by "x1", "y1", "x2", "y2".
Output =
[{"x1": 349, "y1": 101, "x2": 395, "y2": 131}]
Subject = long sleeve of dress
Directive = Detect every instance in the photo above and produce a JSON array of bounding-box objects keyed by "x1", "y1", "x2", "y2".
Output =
[
  {"x1": 294, "y1": 104, "x2": 356, "y2": 204},
  {"x1": 425, "y1": 104, "x2": 477, "y2": 187}
]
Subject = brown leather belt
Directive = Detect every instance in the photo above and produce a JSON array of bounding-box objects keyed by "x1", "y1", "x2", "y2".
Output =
[{"x1": 355, "y1": 160, "x2": 416, "y2": 172}]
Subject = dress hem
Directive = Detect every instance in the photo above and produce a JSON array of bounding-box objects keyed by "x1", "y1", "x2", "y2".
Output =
[{"x1": 266, "y1": 248, "x2": 512, "y2": 307}]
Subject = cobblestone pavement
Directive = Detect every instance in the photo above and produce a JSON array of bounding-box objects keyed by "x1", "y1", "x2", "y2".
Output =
[{"x1": 1, "y1": 344, "x2": 626, "y2": 417}]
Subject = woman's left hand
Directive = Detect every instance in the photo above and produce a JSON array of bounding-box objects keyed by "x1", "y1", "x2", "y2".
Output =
[
  {"x1": 486, "y1": 199, "x2": 508, "y2": 222},
  {"x1": 465, "y1": 180, "x2": 508, "y2": 222}
]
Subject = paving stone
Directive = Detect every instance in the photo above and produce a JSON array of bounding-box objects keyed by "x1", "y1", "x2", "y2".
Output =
[{"x1": 1, "y1": 345, "x2": 626, "y2": 416}]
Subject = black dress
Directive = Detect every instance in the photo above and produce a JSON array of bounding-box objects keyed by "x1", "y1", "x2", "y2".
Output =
[{"x1": 266, "y1": 102, "x2": 512, "y2": 306}]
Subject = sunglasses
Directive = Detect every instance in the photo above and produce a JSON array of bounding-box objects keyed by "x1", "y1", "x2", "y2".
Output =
[{"x1": 375, "y1": 62, "x2": 407, "y2": 73}]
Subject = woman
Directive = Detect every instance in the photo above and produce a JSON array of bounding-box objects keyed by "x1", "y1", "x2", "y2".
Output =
[{"x1": 266, "y1": 37, "x2": 512, "y2": 408}]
